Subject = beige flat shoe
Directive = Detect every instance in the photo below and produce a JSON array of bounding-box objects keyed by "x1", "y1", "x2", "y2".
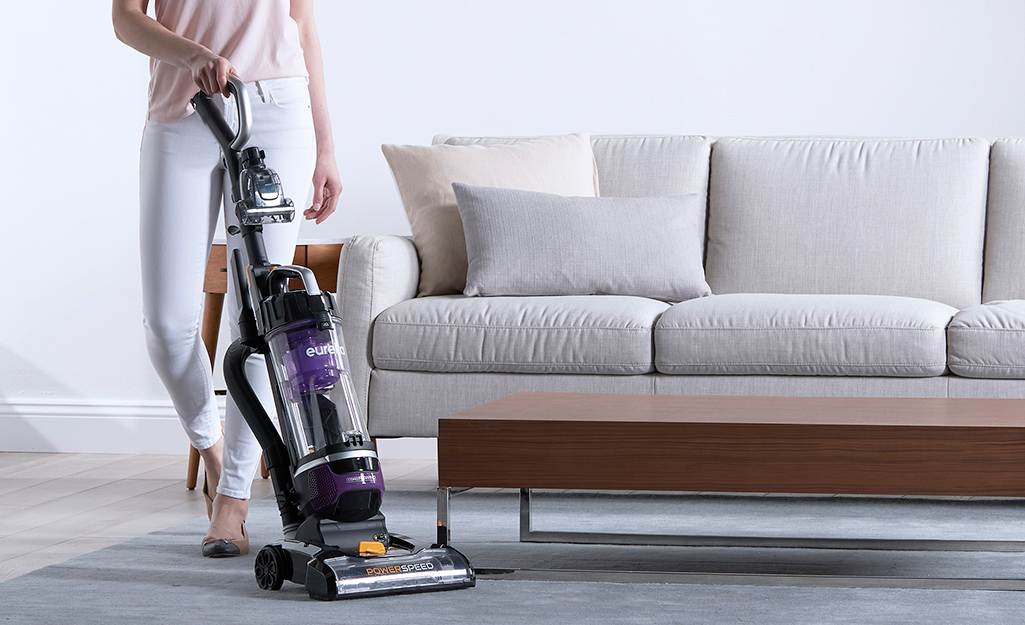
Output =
[{"x1": 201, "y1": 522, "x2": 249, "y2": 558}]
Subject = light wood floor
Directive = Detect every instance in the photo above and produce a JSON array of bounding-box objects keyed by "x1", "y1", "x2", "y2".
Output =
[{"x1": 0, "y1": 452, "x2": 438, "y2": 583}]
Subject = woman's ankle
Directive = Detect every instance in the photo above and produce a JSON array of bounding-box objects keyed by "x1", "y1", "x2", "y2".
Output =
[
  {"x1": 207, "y1": 493, "x2": 249, "y2": 539},
  {"x1": 197, "y1": 437, "x2": 224, "y2": 488}
]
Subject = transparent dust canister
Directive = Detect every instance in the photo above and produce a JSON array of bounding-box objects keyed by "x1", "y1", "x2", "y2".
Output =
[{"x1": 265, "y1": 317, "x2": 370, "y2": 462}]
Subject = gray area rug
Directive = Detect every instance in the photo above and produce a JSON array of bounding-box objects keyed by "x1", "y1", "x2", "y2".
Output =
[{"x1": 3, "y1": 489, "x2": 1025, "y2": 624}]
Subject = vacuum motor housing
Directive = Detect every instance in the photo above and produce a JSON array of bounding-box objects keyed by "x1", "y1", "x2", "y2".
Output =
[{"x1": 295, "y1": 455, "x2": 383, "y2": 523}]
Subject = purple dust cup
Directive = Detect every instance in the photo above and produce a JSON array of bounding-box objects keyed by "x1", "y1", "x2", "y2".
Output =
[{"x1": 281, "y1": 325, "x2": 342, "y2": 395}]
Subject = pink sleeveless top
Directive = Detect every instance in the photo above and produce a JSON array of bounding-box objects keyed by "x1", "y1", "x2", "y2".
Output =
[{"x1": 148, "y1": 0, "x2": 308, "y2": 122}]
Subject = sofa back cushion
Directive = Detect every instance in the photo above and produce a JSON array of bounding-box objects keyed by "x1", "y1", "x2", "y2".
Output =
[
  {"x1": 704, "y1": 138, "x2": 990, "y2": 310},
  {"x1": 588, "y1": 135, "x2": 713, "y2": 199},
  {"x1": 982, "y1": 139, "x2": 1025, "y2": 302}
]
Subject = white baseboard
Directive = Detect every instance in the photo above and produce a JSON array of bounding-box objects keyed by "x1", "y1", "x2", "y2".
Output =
[
  {"x1": 374, "y1": 437, "x2": 438, "y2": 461},
  {"x1": 0, "y1": 398, "x2": 197, "y2": 454},
  {"x1": 0, "y1": 398, "x2": 437, "y2": 459}
]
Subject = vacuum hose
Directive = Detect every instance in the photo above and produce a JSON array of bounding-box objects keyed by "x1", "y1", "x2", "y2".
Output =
[{"x1": 223, "y1": 339, "x2": 304, "y2": 534}]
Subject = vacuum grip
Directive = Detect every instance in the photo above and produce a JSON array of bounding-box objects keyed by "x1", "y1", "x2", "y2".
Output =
[
  {"x1": 224, "y1": 75, "x2": 252, "y2": 150},
  {"x1": 189, "y1": 74, "x2": 251, "y2": 153}
]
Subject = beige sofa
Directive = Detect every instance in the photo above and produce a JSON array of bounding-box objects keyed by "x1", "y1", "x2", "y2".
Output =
[{"x1": 335, "y1": 135, "x2": 1025, "y2": 437}]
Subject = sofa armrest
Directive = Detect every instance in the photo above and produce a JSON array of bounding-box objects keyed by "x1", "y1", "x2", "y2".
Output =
[{"x1": 336, "y1": 234, "x2": 420, "y2": 421}]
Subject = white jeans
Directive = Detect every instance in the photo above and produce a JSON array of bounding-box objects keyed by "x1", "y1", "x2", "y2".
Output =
[{"x1": 140, "y1": 78, "x2": 315, "y2": 499}]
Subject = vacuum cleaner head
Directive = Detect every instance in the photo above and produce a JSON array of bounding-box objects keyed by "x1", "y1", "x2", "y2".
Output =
[
  {"x1": 313, "y1": 545, "x2": 475, "y2": 600},
  {"x1": 257, "y1": 537, "x2": 475, "y2": 601}
]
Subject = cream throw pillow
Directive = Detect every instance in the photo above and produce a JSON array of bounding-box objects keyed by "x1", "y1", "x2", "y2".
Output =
[{"x1": 382, "y1": 132, "x2": 599, "y2": 296}]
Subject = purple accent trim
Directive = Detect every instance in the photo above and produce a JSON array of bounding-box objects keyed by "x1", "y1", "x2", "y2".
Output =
[{"x1": 307, "y1": 464, "x2": 385, "y2": 512}]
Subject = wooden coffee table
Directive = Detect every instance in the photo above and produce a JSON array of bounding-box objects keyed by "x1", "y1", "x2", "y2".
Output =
[{"x1": 435, "y1": 392, "x2": 1025, "y2": 551}]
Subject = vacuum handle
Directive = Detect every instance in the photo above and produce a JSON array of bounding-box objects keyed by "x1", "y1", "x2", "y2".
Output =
[
  {"x1": 269, "y1": 265, "x2": 323, "y2": 296},
  {"x1": 224, "y1": 75, "x2": 252, "y2": 151},
  {"x1": 189, "y1": 74, "x2": 252, "y2": 153},
  {"x1": 268, "y1": 265, "x2": 333, "y2": 330}
]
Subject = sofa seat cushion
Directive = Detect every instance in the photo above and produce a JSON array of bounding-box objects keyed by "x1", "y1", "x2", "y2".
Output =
[
  {"x1": 948, "y1": 301, "x2": 1025, "y2": 378},
  {"x1": 655, "y1": 294, "x2": 956, "y2": 376},
  {"x1": 373, "y1": 295, "x2": 670, "y2": 374}
]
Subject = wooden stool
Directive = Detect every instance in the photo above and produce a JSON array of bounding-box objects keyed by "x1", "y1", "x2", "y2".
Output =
[{"x1": 186, "y1": 243, "x2": 344, "y2": 490}]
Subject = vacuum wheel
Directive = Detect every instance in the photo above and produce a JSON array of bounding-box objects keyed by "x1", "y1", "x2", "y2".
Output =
[{"x1": 254, "y1": 544, "x2": 290, "y2": 591}]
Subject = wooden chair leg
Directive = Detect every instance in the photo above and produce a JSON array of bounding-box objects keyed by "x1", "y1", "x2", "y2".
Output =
[
  {"x1": 186, "y1": 445, "x2": 201, "y2": 490},
  {"x1": 201, "y1": 292, "x2": 224, "y2": 366}
]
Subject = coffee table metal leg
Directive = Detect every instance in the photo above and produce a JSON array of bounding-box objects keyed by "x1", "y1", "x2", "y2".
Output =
[
  {"x1": 519, "y1": 488, "x2": 533, "y2": 542},
  {"x1": 437, "y1": 487, "x2": 450, "y2": 545}
]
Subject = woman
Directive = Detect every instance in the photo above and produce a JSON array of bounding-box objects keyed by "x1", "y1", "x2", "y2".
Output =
[{"x1": 112, "y1": 0, "x2": 340, "y2": 557}]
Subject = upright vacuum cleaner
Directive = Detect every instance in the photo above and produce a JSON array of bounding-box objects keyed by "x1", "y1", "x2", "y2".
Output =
[{"x1": 191, "y1": 76, "x2": 474, "y2": 600}]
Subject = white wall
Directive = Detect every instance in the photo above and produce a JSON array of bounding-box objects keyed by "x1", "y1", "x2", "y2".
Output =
[{"x1": 2, "y1": 1, "x2": 1024, "y2": 454}]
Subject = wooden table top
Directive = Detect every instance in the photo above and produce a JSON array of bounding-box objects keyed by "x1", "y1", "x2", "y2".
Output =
[
  {"x1": 442, "y1": 392, "x2": 1025, "y2": 429},
  {"x1": 439, "y1": 393, "x2": 1025, "y2": 495}
]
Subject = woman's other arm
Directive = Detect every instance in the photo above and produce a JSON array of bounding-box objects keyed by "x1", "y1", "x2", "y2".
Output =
[
  {"x1": 291, "y1": 0, "x2": 341, "y2": 224},
  {"x1": 111, "y1": 0, "x2": 234, "y2": 96}
]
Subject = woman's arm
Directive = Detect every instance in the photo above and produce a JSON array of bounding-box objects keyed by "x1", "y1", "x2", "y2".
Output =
[
  {"x1": 111, "y1": 0, "x2": 235, "y2": 96},
  {"x1": 291, "y1": 0, "x2": 341, "y2": 224}
]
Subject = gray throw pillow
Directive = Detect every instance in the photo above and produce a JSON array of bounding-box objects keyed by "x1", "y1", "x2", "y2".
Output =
[{"x1": 452, "y1": 183, "x2": 711, "y2": 302}]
